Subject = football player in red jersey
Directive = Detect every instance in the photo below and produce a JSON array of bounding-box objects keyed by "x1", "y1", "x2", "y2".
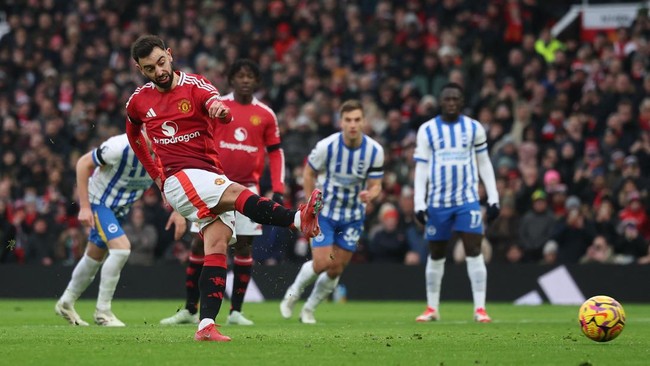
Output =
[
  {"x1": 125, "y1": 35, "x2": 322, "y2": 342},
  {"x1": 160, "y1": 59, "x2": 286, "y2": 326}
]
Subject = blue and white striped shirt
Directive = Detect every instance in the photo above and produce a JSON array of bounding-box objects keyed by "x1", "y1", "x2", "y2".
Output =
[
  {"x1": 308, "y1": 133, "x2": 384, "y2": 222},
  {"x1": 88, "y1": 134, "x2": 153, "y2": 218},
  {"x1": 413, "y1": 115, "x2": 487, "y2": 208}
]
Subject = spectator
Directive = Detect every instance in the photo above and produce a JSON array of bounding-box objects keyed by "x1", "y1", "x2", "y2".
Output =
[
  {"x1": 580, "y1": 235, "x2": 615, "y2": 264},
  {"x1": 614, "y1": 220, "x2": 648, "y2": 264},
  {"x1": 518, "y1": 190, "x2": 556, "y2": 262},
  {"x1": 487, "y1": 195, "x2": 520, "y2": 263},
  {"x1": 368, "y1": 203, "x2": 409, "y2": 263},
  {"x1": 551, "y1": 201, "x2": 597, "y2": 264},
  {"x1": 0, "y1": 0, "x2": 648, "y2": 267},
  {"x1": 618, "y1": 191, "x2": 649, "y2": 240}
]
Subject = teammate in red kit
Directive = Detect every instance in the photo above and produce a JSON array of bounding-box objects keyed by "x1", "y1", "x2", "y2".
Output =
[
  {"x1": 160, "y1": 59, "x2": 286, "y2": 326},
  {"x1": 125, "y1": 35, "x2": 322, "y2": 342}
]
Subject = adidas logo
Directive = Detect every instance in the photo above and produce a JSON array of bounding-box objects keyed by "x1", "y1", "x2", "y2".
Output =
[
  {"x1": 514, "y1": 265, "x2": 585, "y2": 305},
  {"x1": 145, "y1": 108, "x2": 157, "y2": 118}
]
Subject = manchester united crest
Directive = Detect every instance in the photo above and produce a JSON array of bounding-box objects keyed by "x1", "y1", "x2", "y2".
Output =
[
  {"x1": 250, "y1": 115, "x2": 261, "y2": 126},
  {"x1": 178, "y1": 99, "x2": 192, "y2": 113}
]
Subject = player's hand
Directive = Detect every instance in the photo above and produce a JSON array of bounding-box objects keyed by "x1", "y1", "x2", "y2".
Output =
[
  {"x1": 207, "y1": 99, "x2": 231, "y2": 122},
  {"x1": 78, "y1": 206, "x2": 95, "y2": 229},
  {"x1": 415, "y1": 210, "x2": 427, "y2": 225},
  {"x1": 486, "y1": 203, "x2": 500, "y2": 224},
  {"x1": 359, "y1": 190, "x2": 371, "y2": 203},
  {"x1": 166, "y1": 211, "x2": 187, "y2": 240},
  {"x1": 272, "y1": 192, "x2": 284, "y2": 206}
]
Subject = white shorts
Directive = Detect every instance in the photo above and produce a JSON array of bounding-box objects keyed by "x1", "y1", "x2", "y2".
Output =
[
  {"x1": 189, "y1": 184, "x2": 263, "y2": 237},
  {"x1": 164, "y1": 169, "x2": 236, "y2": 244}
]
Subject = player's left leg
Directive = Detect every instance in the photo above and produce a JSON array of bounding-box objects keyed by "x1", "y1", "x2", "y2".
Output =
[
  {"x1": 227, "y1": 234, "x2": 254, "y2": 325},
  {"x1": 94, "y1": 233, "x2": 131, "y2": 327},
  {"x1": 416, "y1": 206, "x2": 454, "y2": 322},
  {"x1": 455, "y1": 202, "x2": 490, "y2": 322}
]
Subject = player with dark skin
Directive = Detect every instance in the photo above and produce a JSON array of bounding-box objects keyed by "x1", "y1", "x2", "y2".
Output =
[
  {"x1": 416, "y1": 86, "x2": 500, "y2": 261},
  {"x1": 413, "y1": 83, "x2": 500, "y2": 323}
]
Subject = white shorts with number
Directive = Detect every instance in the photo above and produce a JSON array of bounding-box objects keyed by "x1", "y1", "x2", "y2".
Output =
[
  {"x1": 189, "y1": 184, "x2": 263, "y2": 237},
  {"x1": 164, "y1": 169, "x2": 237, "y2": 244}
]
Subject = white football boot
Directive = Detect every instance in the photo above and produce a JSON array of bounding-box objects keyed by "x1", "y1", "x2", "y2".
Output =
[
  {"x1": 55, "y1": 300, "x2": 89, "y2": 326},
  {"x1": 160, "y1": 309, "x2": 199, "y2": 325}
]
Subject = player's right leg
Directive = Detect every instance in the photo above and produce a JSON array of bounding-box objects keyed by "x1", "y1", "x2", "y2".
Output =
[
  {"x1": 416, "y1": 206, "x2": 454, "y2": 322},
  {"x1": 220, "y1": 181, "x2": 322, "y2": 238},
  {"x1": 160, "y1": 231, "x2": 203, "y2": 325},
  {"x1": 166, "y1": 169, "x2": 322, "y2": 238},
  {"x1": 56, "y1": 241, "x2": 106, "y2": 326}
]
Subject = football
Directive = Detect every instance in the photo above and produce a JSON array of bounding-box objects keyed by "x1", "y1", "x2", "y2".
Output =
[{"x1": 578, "y1": 295, "x2": 626, "y2": 342}]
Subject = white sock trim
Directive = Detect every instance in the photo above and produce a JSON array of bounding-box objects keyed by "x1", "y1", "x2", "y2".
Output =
[
  {"x1": 293, "y1": 211, "x2": 301, "y2": 229},
  {"x1": 198, "y1": 318, "x2": 215, "y2": 330}
]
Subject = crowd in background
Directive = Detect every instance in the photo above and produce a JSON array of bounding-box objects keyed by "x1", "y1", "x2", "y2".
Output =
[{"x1": 0, "y1": 0, "x2": 648, "y2": 267}]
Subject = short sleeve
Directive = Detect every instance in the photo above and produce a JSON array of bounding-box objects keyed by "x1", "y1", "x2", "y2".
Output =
[
  {"x1": 93, "y1": 136, "x2": 127, "y2": 167},
  {"x1": 413, "y1": 123, "x2": 432, "y2": 163},
  {"x1": 307, "y1": 141, "x2": 326, "y2": 172},
  {"x1": 368, "y1": 144, "x2": 384, "y2": 179}
]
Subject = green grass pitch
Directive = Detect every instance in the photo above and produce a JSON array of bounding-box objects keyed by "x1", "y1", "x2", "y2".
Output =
[{"x1": 0, "y1": 299, "x2": 649, "y2": 365}]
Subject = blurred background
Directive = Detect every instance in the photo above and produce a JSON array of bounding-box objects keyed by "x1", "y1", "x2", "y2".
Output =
[{"x1": 0, "y1": 0, "x2": 648, "y2": 272}]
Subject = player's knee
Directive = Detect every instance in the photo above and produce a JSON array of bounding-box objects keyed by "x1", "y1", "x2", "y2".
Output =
[
  {"x1": 327, "y1": 265, "x2": 344, "y2": 278},
  {"x1": 429, "y1": 244, "x2": 447, "y2": 260},
  {"x1": 203, "y1": 237, "x2": 229, "y2": 254},
  {"x1": 233, "y1": 244, "x2": 252, "y2": 257},
  {"x1": 190, "y1": 235, "x2": 205, "y2": 255},
  {"x1": 464, "y1": 245, "x2": 482, "y2": 257}
]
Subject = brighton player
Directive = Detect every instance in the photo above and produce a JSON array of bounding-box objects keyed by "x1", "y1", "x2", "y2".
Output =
[
  {"x1": 160, "y1": 59, "x2": 286, "y2": 326},
  {"x1": 55, "y1": 133, "x2": 186, "y2": 326},
  {"x1": 413, "y1": 83, "x2": 500, "y2": 323},
  {"x1": 125, "y1": 35, "x2": 321, "y2": 342},
  {"x1": 280, "y1": 99, "x2": 384, "y2": 324}
]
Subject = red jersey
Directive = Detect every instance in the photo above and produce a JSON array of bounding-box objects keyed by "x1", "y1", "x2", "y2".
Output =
[
  {"x1": 216, "y1": 93, "x2": 284, "y2": 191},
  {"x1": 126, "y1": 71, "x2": 224, "y2": 179}
]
